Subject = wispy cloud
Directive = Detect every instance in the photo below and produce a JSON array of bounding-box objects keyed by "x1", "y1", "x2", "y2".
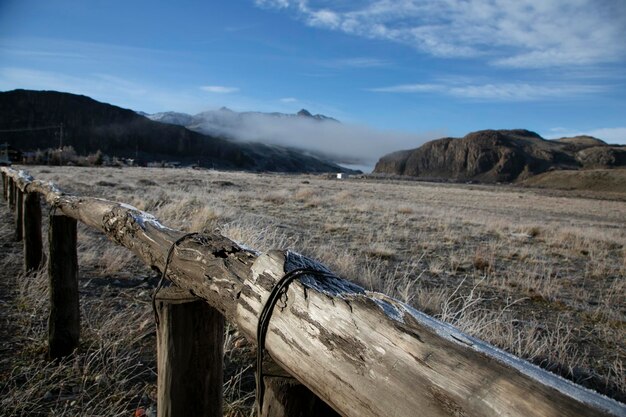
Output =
[
  {"x1": 308, "y1": 9, "x2": 341, "y2": 29},
  {"x1": 370, "y1": 81, "x2": 605, "y2": 101},
  {"x1": 254, "y1": 0, "x2": 626, "y2": 68},
  {"x1": 0, "y1": 67, "x2": 217, "y2": 113},
  {"x1": 320, "y1": 57, "x2": 391, "y2": 69},
  {"x1": 0, "y1": 67, "x2": 149, "y2": 98},
  {"x1": 0, "y1": 37, "x2": 182, "y2": 66},
  {"x1": 200, "y1": 85, "x2": 240, "y2": 94},
  {"x1": 223, "y1": 23, "x2": 262, "y2": 33},
  {"x1": 370, "y1": 84, "x2": 440, "y2": 94},
  {"x1": 279, "y1": 97, "x2": 298, "y2": 103},
  {"x1": 254, "y1": 0, "x2": 290, "y2": 9},
  {"x1": 0, "y1": 47, "x2": 86, "y2": 60}
]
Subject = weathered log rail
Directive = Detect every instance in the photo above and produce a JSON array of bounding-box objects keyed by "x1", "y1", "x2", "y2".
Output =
[{"x1": 1, "y1": 166, "x2": 625, "y2": 417}]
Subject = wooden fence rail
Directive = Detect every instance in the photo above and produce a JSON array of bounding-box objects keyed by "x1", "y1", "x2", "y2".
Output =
[{"x1": 1, "y1": 166, "x2": 625, "y2": 417}]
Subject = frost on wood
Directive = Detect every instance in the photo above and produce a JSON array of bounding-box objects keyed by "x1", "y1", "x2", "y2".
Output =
[
  {"x1": 364, "y1": 292, "x2": 626, "y2": 417},
  {"x1": 116, "y1": 201, "x2": 172, "y2": 231},
  {"x1": 247, "y1": 250, "x2": 626, "y2": 417},
  {"x1": 17, "y1": 170, "x2": 33, "y2": 183},
  {"x1": 285, "y1": 251, "x2": 365, "y2": 297}
]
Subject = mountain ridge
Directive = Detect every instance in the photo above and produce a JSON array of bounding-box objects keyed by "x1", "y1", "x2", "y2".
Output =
[
  {"x1": 145, "y1": 107, "x2": 338, "y2": 140},
  {"x1": 0, "y1": 89, "x2": 354, "y2": 173}
]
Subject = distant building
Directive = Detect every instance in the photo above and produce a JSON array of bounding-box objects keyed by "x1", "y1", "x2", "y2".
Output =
[
  {"x1": 0, "y1": 143, "x2": 20, "y2": 165},
  {"x1": 0, "y1": 143, "x2": 11, "y2": 166}
]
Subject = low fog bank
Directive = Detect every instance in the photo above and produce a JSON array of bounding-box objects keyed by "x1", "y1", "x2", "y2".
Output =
[
  {"x1": 336, "y1": 162, "x2": 377, "y2": 173},
  {"x1": 151, "y1": 109, "x2": 438, "y2": 170},
  {"x1": 222, "y1": 114, "x2": 437, "y2": 166}
]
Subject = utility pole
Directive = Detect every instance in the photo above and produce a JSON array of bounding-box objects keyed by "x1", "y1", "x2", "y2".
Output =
[
  {"x1": 0, "y1": 142, "x2": 10, "y2": 165},
  {"x1": 58, "y1": 124, "x2": 64, "y2": 166},
  {"x1": 0, "y1": 125, "x2": 66, "y2": 164},
  {"x1": 59, "y1": 123, "x2": 64, "y2": 149}
]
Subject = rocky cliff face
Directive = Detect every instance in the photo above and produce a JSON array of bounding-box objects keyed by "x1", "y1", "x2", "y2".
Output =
[
  {"x1": 0, "y1": 89, "x2": 353, "y2": 173},
  {"x1": 374, "y1": 129, "x2": 624, "y2": 182},
  {"x1": 575, "y1": 146, "x2": 626, "y2": 168}
]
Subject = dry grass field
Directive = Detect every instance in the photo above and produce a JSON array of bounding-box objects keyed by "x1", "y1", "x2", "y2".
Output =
[
  {"x1": 520, "y1": 168, "x2": 626, "y2": 199},
  {"x1": 1, "y1": 165, "x2": 625, "y2": 415}
]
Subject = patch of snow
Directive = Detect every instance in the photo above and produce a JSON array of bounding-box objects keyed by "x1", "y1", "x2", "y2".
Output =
[
  {"x1": 116, "y1": 202, "x2": 173, "y2": 231},
  {"x1": 17, "y1": 170, "x2": 34, "y2": 182},
  {"x1": 44, "y1": 181, "x2": 62, "y2": 195}
]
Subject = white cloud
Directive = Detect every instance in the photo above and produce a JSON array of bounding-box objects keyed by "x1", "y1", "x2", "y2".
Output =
[
  {"x1": 200, "y1": 85, "x2": 240, "y2": 94},
  {"x1": 320, "y1": 57, "x2": 391, "y2": 68},
  {"x1": 255, "y1": 0, "x2": 626, "y2": 68},
  {"x1": 370, "y1": 81, "x2": 605, "y2": 101},
  {"x1": 254, "y1": 0, "x2": 290, "y2": 8},
  {"x1": 545, "y1": 127, "x2": 626, "y2": 145},
  {"x1": 370, "y1": 84, "x2": 441, "y2": 93},
  {"x1": 308, "y1": 9, "x2": 341, "y2": 28},
  {"x1": 279, "y1": 97, "x2": 298, "y2": 103}
]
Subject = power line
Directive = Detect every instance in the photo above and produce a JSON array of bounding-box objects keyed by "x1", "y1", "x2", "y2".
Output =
[{"x1": 0, "y1": 125, "x2": 62, "y2": 133}]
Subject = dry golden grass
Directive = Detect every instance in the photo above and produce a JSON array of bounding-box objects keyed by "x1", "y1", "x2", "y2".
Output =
[
  {"x1": 520, "y1": 168, "x2": 626, "y2": 198},
  {"x1": 0, "y1": 189, "x2": 255, "y2": 416},
  {"x1": 0, "y1": 204, "x2": 160, "y2": 417},
  {"x1": 3, "y1": 165, "x2": 626, "y2": 412}
]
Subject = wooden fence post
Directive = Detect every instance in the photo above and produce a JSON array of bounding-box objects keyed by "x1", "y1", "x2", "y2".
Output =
[
  {"x1": 12, "y1": 181, "x2": 17, "y2": 210},
  {"x1": 156, "y1": 287, "x2": 225, "y2": 417},
  {"x1": 48, "y1": 213, "x2": 79, "y2": 359},
  {"x1": 1, "y1": 172, "x2": 6, "y2": 201},
  {"x1": 8, "y1": 178, "x2": 14, "y2": 208},
  {"x1": 15, "y1": 188, "x2": 24, "y2": 241},
  {"x1": 23, "y1": 192, "x2": 43, "y2": 272},
  {"x1": 259, "y1": 361, "x2": 341, "y2": 417}
]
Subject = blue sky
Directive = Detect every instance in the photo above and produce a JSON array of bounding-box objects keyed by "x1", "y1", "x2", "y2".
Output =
[{"x1": 1, "y1": 0, "x2": 625, "y2": 146}]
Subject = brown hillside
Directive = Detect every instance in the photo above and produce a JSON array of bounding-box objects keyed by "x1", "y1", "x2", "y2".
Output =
[
  {"x1": 520, "y1": 168, "x2": 626, "y2": 195},
  {"x1": 374, "y1": 129, "x2": 625, "y2": 183},
  {"x1": 556, "y1": 135, "x2": 607, "y2": 148}
]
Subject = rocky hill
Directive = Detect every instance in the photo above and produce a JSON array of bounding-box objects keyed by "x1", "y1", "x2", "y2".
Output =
[
  {"x1": 374, "y1": 129, "x2": 625, "y2": 182},
  {"x1": 0, "y1": 89, "x2": 352, "y2": 173}
]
